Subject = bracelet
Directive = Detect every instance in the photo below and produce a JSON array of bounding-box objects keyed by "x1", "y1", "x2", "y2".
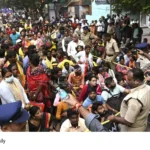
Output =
[
  {"x1": 72, "y1": 103, "x2": 78, "y2": 110},
  {"x1": 75, "y1": 103, "x2": 82, "y2": 110},
  {"x1": 72, "y1": 103, "x2": 82, "y2": 110}
]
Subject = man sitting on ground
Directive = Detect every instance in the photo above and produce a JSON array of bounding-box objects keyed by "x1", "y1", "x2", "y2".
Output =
[
  {"x1": 60, "y1": 108, "x2": 88, "y2": 132},
  {"x1": 83, "y1": 89, "x2": 104, "y2": 109}
]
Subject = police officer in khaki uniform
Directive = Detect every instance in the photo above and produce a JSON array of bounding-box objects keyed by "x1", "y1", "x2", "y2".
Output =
[
  {"x1": 136, "y1": 43, "x2": 150, "y2": 72},
  {"x1": 108, "y1": 68, "x2": 150, "y2": 132},
  {"x1": 81, "y1": 26, "x2": 97, "y2": 46},
  {"x1": 104, "y1": 33, "x2": 120, "y2": 62}
]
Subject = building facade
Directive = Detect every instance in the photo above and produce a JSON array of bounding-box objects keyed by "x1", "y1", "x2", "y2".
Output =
[
  {"x1": 66, "y1": 0, "x2": 91, "y2": 18},
  {"x1": 86, "y1": 0, "x2": 110, "y2": 23},
  {"x1": 140, "y1": 14, "x2": 150, "y2": 28}
]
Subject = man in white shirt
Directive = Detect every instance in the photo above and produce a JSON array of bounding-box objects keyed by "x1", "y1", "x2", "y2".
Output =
[
  {"x1": 101, "y1": 77, "x2": 130, "y2": 102},
  {"x1": 22, "y1": 14, "x2": 25, "y2": 19},
  {"x1": 60, "y1": 109, "x2": 88, "y2": 132},
  {"x1": 39, "y1": 15, "x2": 43, "y2": 22},
  {"x1": 96, "y1": 19, "x2": 105, "y2": 35},
  {"x1": 115, "y1": 14, "x2": 120, "y2": 23},
  {"x1": 75, "y1": 45, "x2": 93, "y2": 72},
  {"x1": 67, "y1": 33, "x2": 85, "y2": 58},
  {"x1": 81, "y1": 19, "x2": 89, "y2": 33},
  {"x1": 61, "y1": 30, "x2": 72, "y2": 52}
]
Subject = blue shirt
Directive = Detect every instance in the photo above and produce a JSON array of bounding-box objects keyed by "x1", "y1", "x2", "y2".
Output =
[
  {"x1": 83, "y1": 95, "x2": 104, "y2": 109},
  {"x1": 10, "y1": 33, "x2": 20, "y2": 45}
]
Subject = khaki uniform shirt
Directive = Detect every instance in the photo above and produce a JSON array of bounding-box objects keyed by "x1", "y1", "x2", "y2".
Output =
[
  {"x1": 81, "y1": 32, "x2": 97, "y2": 46},
  {"x1": 137, "y1": 54, "x2": 150, "y2": 71},
  {"x1": 106, "y1": 38, "x2": 119, "y2": 56},
  {"x1": 74, "y1": 28, "x2": 81, "y2": 38},
  {"x1": 120, "y1": 84, "x2": 150, "y2": 132},
  {"x1": 107, "y1": 25, "x2": 115, "y2": 34}
]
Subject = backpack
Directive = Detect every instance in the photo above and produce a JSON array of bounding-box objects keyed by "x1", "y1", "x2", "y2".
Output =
[{"x1": 103, "y1": 89, "x2": 126, "y2": 111}]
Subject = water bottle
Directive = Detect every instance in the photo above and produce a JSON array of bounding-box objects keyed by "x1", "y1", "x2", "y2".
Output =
[{"x1": 56, "y1": 87, "x2": 69, "y2": 101}]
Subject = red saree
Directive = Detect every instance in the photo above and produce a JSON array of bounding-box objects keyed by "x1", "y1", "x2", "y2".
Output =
[{"x1": 27, "y1": 66, "x2": 51, "y2": 109}]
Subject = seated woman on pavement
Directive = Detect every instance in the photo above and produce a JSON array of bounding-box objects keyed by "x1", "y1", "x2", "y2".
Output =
[
  {"x1": 54, "y1": 81, "x2": 70, "y2": 131},
  {"x1": 29, "y1": 106, "x2": 53, "y2": 132}
]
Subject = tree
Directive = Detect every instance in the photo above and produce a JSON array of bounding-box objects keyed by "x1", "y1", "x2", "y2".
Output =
[
  {"x1": 112, "y1": 0, "x2": 150, "y2": 14},
  {"x1": 0, "y1": 0, "x2": 52, "y2": 17}
]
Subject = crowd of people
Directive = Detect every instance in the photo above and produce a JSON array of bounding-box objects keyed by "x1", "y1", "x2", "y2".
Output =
[{"x1": 0, "y1": 13, "x2": 150, "y2": 132}]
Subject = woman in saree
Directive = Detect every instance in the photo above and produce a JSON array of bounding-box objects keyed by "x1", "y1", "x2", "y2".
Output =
[
  {"x1": 29, "y1": 106, "x2": 53, "y2": 132},
  {"x1": 27, "y1": 53, "x2": 51, "y2": 112}
]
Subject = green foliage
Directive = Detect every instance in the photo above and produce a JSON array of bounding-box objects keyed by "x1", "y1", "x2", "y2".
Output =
[
  {"x1": 0, "y1": 0, "x2": 43, "y2": 9},
  {"x1": 112, "y1": 0, "x2": 150, "y2": 14}
]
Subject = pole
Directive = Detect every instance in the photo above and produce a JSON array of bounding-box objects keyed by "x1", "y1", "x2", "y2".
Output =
[
  {"x1": 48, "y1": 3, "x2": 50, "y2": 22},
  {"x1": 110, "y1": 3, "x2": 112, "y2": 16},
  {"x1": 110, "y1": 0, "x2": 112, "y2": 17},
  {"x1": 54, "y1": 2, "x2": 57, "y2": 19}
]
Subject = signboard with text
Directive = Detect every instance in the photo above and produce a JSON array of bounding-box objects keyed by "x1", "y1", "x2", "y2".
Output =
[
  {"x1": 82, "y1": 0, "x2": 91, "y2": 5},
  {"x1": 95, "y1": 0, "x2": 108, "y2": 4}
]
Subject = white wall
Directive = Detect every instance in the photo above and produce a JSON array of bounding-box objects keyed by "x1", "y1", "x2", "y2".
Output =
[
  {"x1": 140, "y1": 14, "x2": 150, "y2": 28},
  {"x1": 49, "y1": 10, "x2": 55, "y2": 20},
  {"x1": 68, "y1": 6, "x2": 75, "y2": 17},
  {"x1": 86, "y1": 1, "x2": 110, "y2": 23}
]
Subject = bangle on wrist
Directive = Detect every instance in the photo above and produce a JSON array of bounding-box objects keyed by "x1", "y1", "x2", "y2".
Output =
[
  {"x1": 72, "y1": 103, "x2": 78, "y2": 110},
  {"x1": 75, "y1": 103, "x2": 82, "y2": 110},
  {"x1": 72, "y1": 103, "x2": 82, "y2": 110}
]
